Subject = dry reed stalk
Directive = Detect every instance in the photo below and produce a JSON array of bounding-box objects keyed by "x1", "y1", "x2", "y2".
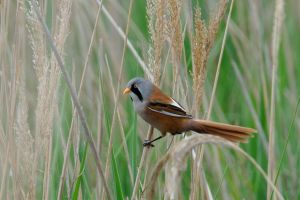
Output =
[
  {"x1": 95, "y1": 0, "x2": 153, "y2": 80},
  {"x1": 96, "y1": 98, "x2": 103, "y2": 199},
  {"x1": 229, "y1": 18, "x2": 269, "y2": 151},
  {"x1": 190, "y1": 1, "x2": 228, "y2": 198},
  {"x1": 131, "y1": 1, "x2": 167, "y2": 198},
  {"x1": 190, "y1": 0, "x2": 228, "y2": 104},
  {"x1": 0, "y1": 0, "x2": 25, "y2": 198},
  {"x1": 0, "y1": 1, "x2": 8, "y2": 196},
  {"x1": 200, "y1": 1, "x2": 230, "y2": 197},
  {"x1": 0, "y1": 125, "x2": 4, "y2": 161},
  {"x1": 15, "y1": 70, "x2": 34, "y2": 199},
  {"x1": 146, "y1": 134, "x2": 284, "y2": 200},
  {"x1": 192, "y1": 7, "x2": 208, "y2": 114},
  {"x1": 57, "y1": 1, "x2": 103, "y2": 199},
  {"x1": 101, "y1": 0, "x2": 135, "y2": 199},
  {"x1": 27, "y1": 0, "x2": 72, "y2": 199},
  {"x1": 45, "y1": 0, "x2": 72, "y2": 197},
  {"x1": 105, "y1": 55, "x2": 134, "y2": 185},
  {"x1": 267, "y1": 0, "x2": 284, "y2": 199},
  {"x1": 131, "y1": 126, "x2": 154, "y2": 200},
  {"x1": 166, "y1": 0, "x2": 183, "y2": 87},
  {"x1": 30, "y1": 1, "x2": 111, "y2": 199},
  {"x1": 206, "y1": 0, "x2": 229, "y2": 119},
  {"x1": 6, "y1": 1, "x2": 29, "y2": 198},
  {"x1": 232, "y1": 62, "x2": 268, "y2": 149},
  {"x1": 8, "y1": 3, "x2": 24, "y2": 199},
  {"x1": 207, "y1": 0, "x2": 227, "y2": 54},
  {"x1": 0, "y1": 144, "x2": 9, "y2": 199},
  {"x1": 26, "y1": 1, "x2": 49, "y2": 198},
  {"x1": 147, "y1": 0, "x2": 166, "y2": 84}
]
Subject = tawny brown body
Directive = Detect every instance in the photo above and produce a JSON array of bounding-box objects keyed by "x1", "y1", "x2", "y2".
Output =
[
  {"x1": 141, "y1": 101, "x2": 254, "y2": 143},
  {"x1": 124, "y1": 77, "x2": 256, "y2": 146}
]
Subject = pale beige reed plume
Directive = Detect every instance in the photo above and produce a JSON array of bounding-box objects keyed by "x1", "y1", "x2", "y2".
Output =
[
  {"x1": 147, "y1": 0, "x2": 165, "y2": 84},
  {"x1": 15, "y1": 70, "x2": 34, "y2": 199},
  {"x1": 146, "y1": 134, "x2": 284, "y2": 200},
  {"x1": 190, "y1": 1, "x2": 227, "y2": 199},
  {"x1": 167, "y1": 0, "x2": 183, "y2": 87},
  {"x1": 131, "y1": 0, "x2": 166, "y2": 198},
  {"x1": 25, "y1": 0, "x2": 72, "y2": 199},
  {"x1": 132, "y1": 0, "x2": 229, "y2": 198}
]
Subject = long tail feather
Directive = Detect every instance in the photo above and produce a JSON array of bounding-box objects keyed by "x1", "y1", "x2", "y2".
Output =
[{"x1": 189, "y1": 120, "x2": 256, "y2": 143}]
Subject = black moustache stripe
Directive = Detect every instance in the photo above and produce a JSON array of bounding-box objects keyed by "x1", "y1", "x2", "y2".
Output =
[{"x1": 131, "y1": 86, "x2": 143, "y2": 102}]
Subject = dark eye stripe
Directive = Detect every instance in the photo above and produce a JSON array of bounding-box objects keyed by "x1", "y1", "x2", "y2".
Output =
[{"x1": 131, "y1": 85, "x2": 143, "y2": 102}]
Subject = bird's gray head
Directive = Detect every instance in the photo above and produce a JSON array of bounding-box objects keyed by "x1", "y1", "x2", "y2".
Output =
[{"x1": 123, "y1": 77, "x2": 153, "y2": 102}]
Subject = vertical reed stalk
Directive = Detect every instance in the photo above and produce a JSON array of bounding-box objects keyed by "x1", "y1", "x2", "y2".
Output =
[
  {"x1": 101, "y1": 0, "x2": 134, "y2": 199},
  {"x1": 57, "y1": 1, "x2": 103, "y2": 198},
  {"x1": 267, "y1": 0, "x2": 284, "y2": 199},
  {"x1": 30, "y1": 1, "x2": 111, "y2": 199}
]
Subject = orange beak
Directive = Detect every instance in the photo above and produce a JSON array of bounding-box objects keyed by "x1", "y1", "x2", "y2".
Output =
[{"x1": 123, "y1": 87, "x2": 131, "y2": 95}]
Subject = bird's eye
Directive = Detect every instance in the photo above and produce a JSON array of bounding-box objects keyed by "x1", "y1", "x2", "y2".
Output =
[{"x1": 133, "y1": 84, "x2": 137, "y2": 88}]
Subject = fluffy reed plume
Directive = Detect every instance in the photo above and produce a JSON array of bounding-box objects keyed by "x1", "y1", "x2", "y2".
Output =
[
  {"x1": 192, "y1": 7, "x2": 208, "y2": 112},
  {"x1": 207, "y1": 0, "x2": 227, "y2": 52},
  {"x1": 147, "y1": 0, "x2": 166, "y2": 84},
  {"x1": 26, "y1": 2, "x2": 48, "y2": 197},
  {"x1": 146, "y1": 134, "x2": 284, "y2": 200},
  {"x1": 192, "y1": 0, "x2": 227, "y2": 112},
  {"x1": 15, "y1": 74, "x2": 34, "y2": 199},
  {"x1": 190, "y1": 1, "x2": 227, "y2": 198},
  {"x1": 166, "y1": 0, "x2": 183, "y2": 83},
  {"x1": 26, "y1": 0, "x2": 71, "y2": 198},
  {"x1": 132, "y1": 1, "x2": 167, "y2": 198}
]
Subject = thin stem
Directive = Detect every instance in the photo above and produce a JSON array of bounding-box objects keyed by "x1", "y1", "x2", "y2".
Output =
[
  {"x1": 131, "y1": 126, "x2": 154, "y2": 200},
  {"x1": 31, "y1": 1, "x2": 111, "y2": 199},
  {"x1": 270, "y1": 96, "x2": 300, "y2": 199},
  {"x1": 95, "y1": 0, "x2": 153, "y2": 80},
  {"x1": 206, "y1": 0, "x2": 234, "y2": 119},
  {"x1": 56, "y1": 1, "x2": 104, "y2": 199},
  {"x1": 105, "y1": 55, "x2": 134, "y2": 185},
  {"x1": 195, "y1": 1, "x2": 234, "y2": 198},
  {"x1": 267, "y1": 0, "x2": 284, "y2": 198},
  {"x1": 102, "y1": 0, "x2": 135, "y2": 198}
]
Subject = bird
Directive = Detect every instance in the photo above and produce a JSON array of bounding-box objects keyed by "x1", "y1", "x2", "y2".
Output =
[{"x1": 123, "y1": 77, "x2": 256, "y2": 147}]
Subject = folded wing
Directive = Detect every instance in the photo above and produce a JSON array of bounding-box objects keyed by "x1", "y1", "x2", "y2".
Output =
[{"x1": 147, "y1": 100, "x2": 192, "y2": 119}]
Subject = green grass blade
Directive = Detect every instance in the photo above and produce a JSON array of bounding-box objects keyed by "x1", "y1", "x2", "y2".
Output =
[
  {"x1": 270, "y1": 96, "x2": 300, "y2": 199},
  {"x1": 213, "y1": 163, "x2": 228, "y2": 200},
  {"x1": 112, "y1": 150, "x2": 124, "y2": 200},
  {"x1": 71, "y1": 143, "x2": 88, "y2": 200}
]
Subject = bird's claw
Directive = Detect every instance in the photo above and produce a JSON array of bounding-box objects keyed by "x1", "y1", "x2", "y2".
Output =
[{"x1": 143, "y1": 139, "x2": 154, "y2": 147}]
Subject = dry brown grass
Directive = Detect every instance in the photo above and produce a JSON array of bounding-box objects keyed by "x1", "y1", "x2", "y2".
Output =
[
  {"x1": 26, "y1": 0, "x2": 72, "y2": 198},
  {"x1": 190, "y1": 1, "x2": 228, "y2": 198},
  {"x1": 146, "y1": 134, "x2": 284, "y2": 200},
  {"x1": 147, "y1": 0, "x2": 165, "y2": 84},
  {"x1": 0, "y1": 0, "x2": 294, "y2": 199},
  {"x1": 167, "y1": 0, "x2": 183, "y2": 86},
  {"x1": 132, "y1": 0, "x2": 230, "y2": 199},
  {"x1": 192, "y1": 7, "x2": 208, "y2": 113},
  {"x1": 102, "y1": 1, "x2": 134, "y2": 198},
  {"x1": 29, "y1": 1, "x2": 111, "y2": 199},
  {"x1": 15, "y1": 70, "x2": 34, "y2": 199},
  {"x1": 57, "y1": 2, "x2": 103, "y2": 199},
  {"x1": 131, "y1": 1, "x2": 167, "y2": 198}
]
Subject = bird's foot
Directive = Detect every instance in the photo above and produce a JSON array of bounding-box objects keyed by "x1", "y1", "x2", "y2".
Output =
[{"x1": 143, "y1": 139, "x2": 155, "y2": 148}]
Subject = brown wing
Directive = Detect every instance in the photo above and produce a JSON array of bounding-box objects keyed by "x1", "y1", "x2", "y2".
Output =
[
  {"x1": 147, "y1": 84, "x2": 192, "y2": 118},
  {"x1": 147, "y1": 101, "x2": 192, "y2": 119},
  {"x1": 148, "y1": 85, "x2": 174, "y2": 103}
]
